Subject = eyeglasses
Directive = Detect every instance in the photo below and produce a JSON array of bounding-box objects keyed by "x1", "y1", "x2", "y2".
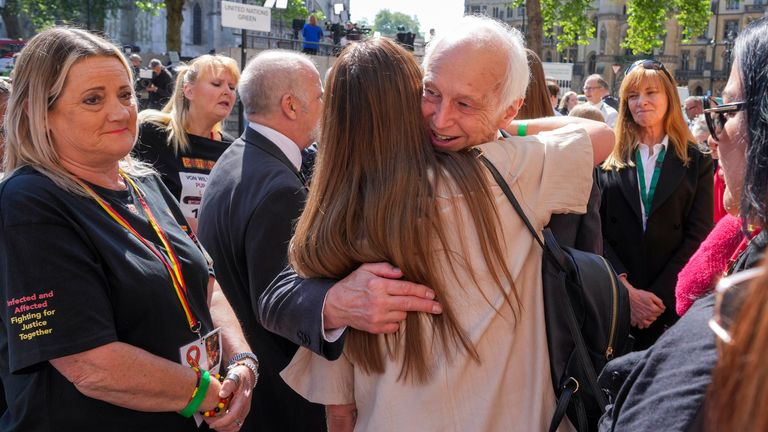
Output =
[
  {"x1": 624, "y1": 59, "x2": 674, "y2": 83},
  {"x1": 704, "y1": 101, "x2": 747, "y2": 141},
  {"x1": 583, "y1": 86, "x2": 601, "y2": 92},
  {"x1": 709, "y1": 267, "x2": 763, "y2": 344}
]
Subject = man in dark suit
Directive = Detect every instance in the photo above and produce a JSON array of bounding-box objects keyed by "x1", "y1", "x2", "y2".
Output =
[
  {"x1": 257, "y1": 21, "x2": 608, "y2": 360},
  {"x1": 197, "y1": 50, "x2": 326, "y2": 431}
]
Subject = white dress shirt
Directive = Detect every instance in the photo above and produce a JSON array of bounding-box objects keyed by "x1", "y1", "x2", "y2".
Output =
[
  {"x1": 591, "y1": 100, "x2": 618, "y2": 127},
  {"x1": 248, "y1": 122, "x2": 302, "y2": 171},
  {"x1": 636, "y1": 135, "x2": 669, "y2": 230}
]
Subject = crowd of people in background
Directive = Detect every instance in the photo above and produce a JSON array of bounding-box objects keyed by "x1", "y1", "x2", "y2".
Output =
[{"x1": 0, "y1": 11, "x2": 766, "y2": 432}]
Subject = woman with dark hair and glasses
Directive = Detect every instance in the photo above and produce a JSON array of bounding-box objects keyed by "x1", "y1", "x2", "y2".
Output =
[
  {"x1": 597, "y1": 17, "x2": 768, "y2": 432},
  {"x1": 598, "y1": 59, "x2": 713, "y2": 349}
]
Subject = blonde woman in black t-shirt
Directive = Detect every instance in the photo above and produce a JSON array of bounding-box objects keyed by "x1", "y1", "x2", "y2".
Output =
[
  {"x1": 0, "y1": 27, "x2": 256, "y2": 431},
  {"x1": 135, "y1": 54, "x2": 240, "y2": 233}
]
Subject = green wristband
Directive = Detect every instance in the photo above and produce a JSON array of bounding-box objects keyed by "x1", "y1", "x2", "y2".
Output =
[
  {"x1": 517, "y1": 122, "x2": 528, "y2": 137},
  {"x1": 180, "y1": 369, "x2": 210, "y2": 418}
]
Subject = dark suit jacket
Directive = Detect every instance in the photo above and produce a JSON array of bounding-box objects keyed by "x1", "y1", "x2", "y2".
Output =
[
  {"x1": 597, "y1": 146, "x2": 713, "y2": 349},
  {"x1": 197, "y1": 127, "x2": 326, "y2": 431}
]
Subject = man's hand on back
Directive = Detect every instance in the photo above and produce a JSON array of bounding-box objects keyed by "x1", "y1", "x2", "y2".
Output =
[{"x1": 323, "y1": 262, "x2": 443, "y2": 334}]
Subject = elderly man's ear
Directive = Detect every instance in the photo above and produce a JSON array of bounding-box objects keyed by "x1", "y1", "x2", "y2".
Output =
[
  {"x1": 281, "y1": 94, "x2": 299, "y2": 120},
  {"x1": 497, "y1": 98, "x2": 525, "y2": 129}
]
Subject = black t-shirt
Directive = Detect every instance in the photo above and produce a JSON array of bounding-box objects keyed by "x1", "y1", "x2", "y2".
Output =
[
  {"x1": 0, "y1": 167, "x2": 213, "y2": 431},
  {"x1": 134, "y1": 122, "x2": 232, "y2": 222}
]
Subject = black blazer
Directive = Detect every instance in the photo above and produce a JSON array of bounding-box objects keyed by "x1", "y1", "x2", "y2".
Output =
[
  {"x1": 597, "y1": 145, "x2": 713, "y2": 349},
  {"x1": 198, "y1": 127, "x2": 326, "y2": 431}
]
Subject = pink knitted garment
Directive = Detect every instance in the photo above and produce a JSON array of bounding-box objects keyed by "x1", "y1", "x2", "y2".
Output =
[{"x1": 675, "y1": 214, "x2": 744, "y2": 316}]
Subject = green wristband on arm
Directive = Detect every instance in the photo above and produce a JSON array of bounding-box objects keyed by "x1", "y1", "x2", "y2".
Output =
[
  {"x1": 517, "y1": 122, "x2": 527, "y2": 137},
  {"x1": 180, "y1": 369, "x2": 210, "y2": 418}
]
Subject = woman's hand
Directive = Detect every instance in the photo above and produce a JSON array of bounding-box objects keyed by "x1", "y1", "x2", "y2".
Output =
[
  {"x1": 620, "y1": 276, "x2": 665, "y2": 328},
  {"x1": 204, "y1": 364, "x2": 255, "y2": 431},
  {"x1": 327, "y1": 404, "x2": 357, "y2": 432}
]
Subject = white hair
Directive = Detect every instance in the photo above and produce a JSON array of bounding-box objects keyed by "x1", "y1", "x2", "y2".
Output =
[
  {"x1": 238, "y1": 50, "x2": 317, "y2": 117},
  {"x1": 422, "y1": 15, "x2": 529, "y2": 109}
]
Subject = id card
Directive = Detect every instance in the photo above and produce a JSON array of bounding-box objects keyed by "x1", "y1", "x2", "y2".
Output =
[{"x1": 179, "y1": 327, "x2": 223, "y2": 425}]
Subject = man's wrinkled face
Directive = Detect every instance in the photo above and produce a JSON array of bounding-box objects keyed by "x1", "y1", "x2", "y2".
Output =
[{"x1": 421, "y1": 43, "x2": 519, "y2": 151}]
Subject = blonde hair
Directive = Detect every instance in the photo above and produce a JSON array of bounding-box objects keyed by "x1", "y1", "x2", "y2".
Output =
[
  {"x1": 138, "y1": 54, "x2": 240, "y2": 155},
  {"x1": 558, "y1": 90, "x2": 578, "y2": 111},
  {"x1": 3, "y1": 26, "x2": 152, "y2": 195},
  {"x1": 602, "y1": 65, "x2": 694, "y2": 171}
]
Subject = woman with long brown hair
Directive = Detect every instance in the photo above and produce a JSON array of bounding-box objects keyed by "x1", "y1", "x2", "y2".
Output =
[{"x1": 280, "y1": 22, "x2": 612, "y2": 430}]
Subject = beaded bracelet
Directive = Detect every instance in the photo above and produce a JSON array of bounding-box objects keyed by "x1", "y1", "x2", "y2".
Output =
[
  {"x1": 201, "y1": 373, "x2": 232, "y2": 417},
  {"x1": 180, "y1": 369, "x2": 210, "y2": 418}
]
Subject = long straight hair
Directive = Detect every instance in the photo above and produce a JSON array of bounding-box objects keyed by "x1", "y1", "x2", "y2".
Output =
[
  {"x1": 602, "y1": 65, "x2": 694, "y2": 171},
  {"x1": 139, "y1": 54, "x2": 240, "y2": 154},
  {"x1": 735, "y1": 17, "x2": 768, "y2": 228},
  {"x1": 3, "y1": 26, "x2": 152, "y2": 196},
  {"x1": 516, "y1": 49, "x2": 553, "y2": 120},
  {"x1": 289, "y1": 38, "x2": 518, "y2": 382}
]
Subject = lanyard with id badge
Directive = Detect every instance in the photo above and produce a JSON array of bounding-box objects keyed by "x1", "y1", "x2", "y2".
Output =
[{"x1": 79, "y1": 173, "x2": 223, "y2": 424}]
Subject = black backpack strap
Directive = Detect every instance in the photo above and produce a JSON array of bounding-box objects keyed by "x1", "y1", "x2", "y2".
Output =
[
  {"x1": 478, "y1": 155, "x2": 545, "y2": 250},
  {"x1": 479, "y1": 154, "x2": 604, "y2": 431}
]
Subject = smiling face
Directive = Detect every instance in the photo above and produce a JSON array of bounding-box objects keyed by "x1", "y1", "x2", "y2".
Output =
[
  {"x1": 184, "y1": 67, "x2": 237, "y2": 123},
  {"x1": 626, "y1": 75, "x2": 669, "y2": 132},
  {"x1": 48, "y1": 56, "x2": 137, "y2": 170},
  {"x1": 566, "y1": 94, "x2": 578, "y2": 111},
  {"x1": 421, "y1": 42, "x2": 519, "y2": 151}
]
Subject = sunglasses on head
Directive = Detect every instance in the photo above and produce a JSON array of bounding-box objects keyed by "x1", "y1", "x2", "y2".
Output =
[
  {"x1": 704, "y1": 101, "x2": 747, "y2": 141},
  {"x1": 624, "y1": 59, "x2": 674, "y2": 82}
]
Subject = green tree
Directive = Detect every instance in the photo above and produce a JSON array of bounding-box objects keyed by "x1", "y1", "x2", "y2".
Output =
[
  {"x1": 373, "y1": 9, "x2": 420, "y2": 36},
  {"x1": 508, "y1": 0, "x2": 710, "y2": 55},
  {"x1": 7, "y1": 0, "x2": 121, "y2": 32}
]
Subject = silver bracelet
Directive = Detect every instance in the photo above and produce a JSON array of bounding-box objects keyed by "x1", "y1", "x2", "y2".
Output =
[{"x1": 228, "y1": 352, "x2": 259, "y2": 388}]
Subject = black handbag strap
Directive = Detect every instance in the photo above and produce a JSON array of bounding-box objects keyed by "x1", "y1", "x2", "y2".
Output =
[
  {"x1": 478, "y1": 155, "x2": 546, "y2": 250},
  {"x1": 479, "y1": 154, "x2": 604, "y2": 431}
]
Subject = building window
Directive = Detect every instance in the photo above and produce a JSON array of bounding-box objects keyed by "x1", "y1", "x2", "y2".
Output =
[
  {"x1": 492, "y1": 6, "x2": 499, "y2": 17},
  {"x1": 192, "y1": 3, "x2": 203, "y2": 45},
  {"x1": 470, "y1": 5, "x2": 481, "y2": 13},
  {"x1": 724, "y1": 20, "x2": 739, "y2": 39},
  {"x1": 695, "y1": 50, "x2": 705, "y2": 71},
  {"x1": 726, "y1": 0, "x2": 740, "y2": 10},
  {"x1": 545, "y1": 51, "x2": 552, "y2": 62},
  {"x1": 507, "y1": 6, "x2": 514, "y2": 17},
  {"x1": 587, "y1": 52, "x2": 596, "y2": 74},
  {"x1": 681, "y1": 50, "x2": 690, "y2": 71},
  {"x1": 599, "y1": 24, "x2": 606, "y2": 54}
]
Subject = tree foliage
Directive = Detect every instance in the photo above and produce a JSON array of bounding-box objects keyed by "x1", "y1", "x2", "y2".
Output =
[
  {"x1": 625, "y1": 0, "x2": 711, "y2": 54},
  {"x1": 508, "y1": 0, "x2": 710, "y2": 55},
  {"x1": 373, "y1": 9, "x2": 420, "y2": 36},
  {"x1": 4, "y1": 0, "x2": 121, "y2": 32}
]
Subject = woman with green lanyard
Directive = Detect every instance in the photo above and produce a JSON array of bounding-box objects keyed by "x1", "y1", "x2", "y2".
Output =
[
  {"x1": 597, "y1": 59, "x2": 713, "y2": 350},
  {"x1": 0, "y1": 27, "x2": 256, "y2": 431}
]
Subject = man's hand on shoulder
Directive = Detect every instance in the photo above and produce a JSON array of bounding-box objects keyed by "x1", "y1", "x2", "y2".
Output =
[{"x1": 323, "y1": 262, "x2": 443, "y2": 334}]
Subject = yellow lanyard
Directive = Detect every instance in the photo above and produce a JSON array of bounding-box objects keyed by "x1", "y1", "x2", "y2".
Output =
[{"x1": 77, "y1": 172, "x2": 200, "y2": 334}]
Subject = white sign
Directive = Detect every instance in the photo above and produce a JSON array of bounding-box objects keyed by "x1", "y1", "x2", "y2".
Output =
[
  {"x1": 221, "y1": 1, "x2": 271, "y2": 32},
  {"x1": 542, "y1": 62, "x2": 574, "y2": 93}
]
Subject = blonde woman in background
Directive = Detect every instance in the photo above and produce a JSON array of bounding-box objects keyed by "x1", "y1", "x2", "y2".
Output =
[{"x1": 135, "y1": 54, "x2": 239, "y2": 232}]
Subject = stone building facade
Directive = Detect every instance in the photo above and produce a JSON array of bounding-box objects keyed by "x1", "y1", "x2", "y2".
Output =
[{"x1": 465, "y1": 0, "x2": 767, "y2": 97}]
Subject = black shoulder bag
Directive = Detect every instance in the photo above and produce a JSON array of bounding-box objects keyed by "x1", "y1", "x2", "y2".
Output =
[{"x1": 479, "y1": 155, "x2": 632, "y2": 432}]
